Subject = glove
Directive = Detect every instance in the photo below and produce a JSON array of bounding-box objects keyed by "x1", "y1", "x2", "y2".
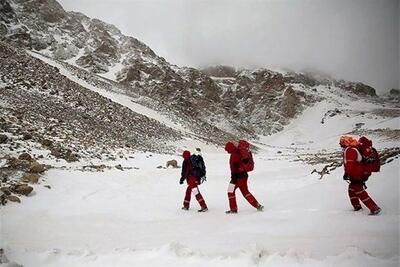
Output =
[{"x1": 179, "y1": 178, "x2": 184, "y2": 184}]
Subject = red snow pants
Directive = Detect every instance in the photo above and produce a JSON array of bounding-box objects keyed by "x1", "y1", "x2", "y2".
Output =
[
  {"x1": 348, "y1": 183, "x2": 380, "y2": 211},
  {"x1": 183, "y1": 176, "x2": 207, "y2": 209},
  {"x1": 227, "y1": 177, "x2": 259, "y2": 211}
]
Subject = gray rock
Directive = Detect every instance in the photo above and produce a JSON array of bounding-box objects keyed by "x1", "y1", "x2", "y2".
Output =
[
  {"x1": 0, "y1": 134, "x2": 8, "y2": 144},
  {"x1": 18, "y1": 152, "x2": 33, "y2": 161},
  {"x1": 29, "y1": 162, "x2": 46, "y2": 173},
  {"x1": 15, "y1": 184, "x2": 33, "y2": 196},
  {"x1": 21, "y1": 173, "x2": 40, "y2": 184},
  {"x1": 7, "y1": 195, "x2": 21, "y2": 203}
]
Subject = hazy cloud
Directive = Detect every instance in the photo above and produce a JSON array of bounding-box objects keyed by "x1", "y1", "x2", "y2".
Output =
[{"x1": 58, "y1": 0, "x2": 399, "y2": 93}]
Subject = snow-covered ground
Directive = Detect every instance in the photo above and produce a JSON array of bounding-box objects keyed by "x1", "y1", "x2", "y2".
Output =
[
  {"x1": 2, "y1": 51, "x2": 398, "y2": 267},
  {"x1": 2, "y1": 103, "x2": 399, "y2": 266},
  {"x1": 1, "y1": 149, "x2": 399, "y2": 266}
]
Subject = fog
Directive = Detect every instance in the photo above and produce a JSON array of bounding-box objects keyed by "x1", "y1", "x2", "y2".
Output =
[{"x1": 58, "y1": 0, "x2": 399, "y2": 93}]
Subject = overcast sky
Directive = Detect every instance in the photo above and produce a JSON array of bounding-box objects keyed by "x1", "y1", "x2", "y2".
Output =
[{"x1": 58, "y1": 0, "x2": 399, "y2": 93}]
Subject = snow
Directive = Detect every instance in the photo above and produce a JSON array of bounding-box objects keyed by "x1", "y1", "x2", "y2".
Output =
[
  {"x1": 2, "y1": 100, "x2": 399, "y2": 266},
  {"x1": 1, "y1": 150, "x2": 398, "y2": 266},
  {"x1": 2, "y1": 50, "x2": 398, "y2": 267}
]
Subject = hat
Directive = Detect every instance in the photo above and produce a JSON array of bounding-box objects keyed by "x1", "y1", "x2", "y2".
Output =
[{"x1": 339, "y1": 136, "x2": 358, "y2": 147}]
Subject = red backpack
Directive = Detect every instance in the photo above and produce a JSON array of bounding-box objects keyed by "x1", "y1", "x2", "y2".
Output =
[
  {"x1": 358, "y1": 136, "x2": 380, "y2": 172},
  {"x1": 237, "y1": 140, "x2": 254, "y2": 172}
]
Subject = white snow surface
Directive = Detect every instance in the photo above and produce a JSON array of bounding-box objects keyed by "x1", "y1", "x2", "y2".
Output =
[
  {"x1": 2, "y1": 103, "x2": 399, "y2": 266},
  {"x1": 2, "y1": 50, "x2": 399, "y2": 267}
]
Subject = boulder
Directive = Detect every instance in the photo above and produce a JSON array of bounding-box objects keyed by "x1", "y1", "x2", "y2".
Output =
[
  {"x1": 7, "y1": 157, "x2": 31, "y2": 170},
  {"x1": 22, "y1": 132, "x2": 33, "y2": 140},
  {"x1": 15, "y1": 184, "x2": 33, "y2": 196},
  {"x1": 18, "y1": 152, "x2": 33, "y2": 161},
  {"x1": 22, "y1": 173, "x2": 40, "y2": 183},
  {"x1": 29, "y1": 162, "x2": 46, "y2": 173},
  {"x1": 7, "y1": 195, "x2": 21, "y2": 203},
  {"x1": 41, "y1": 139, "x2": 53, "y2": 147},
  {"x1": 166, "y1": 159, "x2": 178, "y2": 168},
  {"x1": 1, "y1": 187, "x2": 11, "y2": 195}
]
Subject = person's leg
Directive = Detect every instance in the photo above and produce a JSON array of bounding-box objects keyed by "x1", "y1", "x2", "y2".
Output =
[
  {"x1": 227, "y1": 182, "x2": 238, "y2": 212},
  {"x1": 348, "y1": 183, "x2": 362, "y2": 210},
  {"x1": 183, "y1": 183, "x2": 191, "y2": 209},
  {"x1": 237, "y1": 178, "x2": 260, "y2": 208},
  {"x1": 188, "y1": 176, "x2": 207, "y2": 209},
  {"x1": 353, "y1": 183, "x2": 380, "y2": 212}
]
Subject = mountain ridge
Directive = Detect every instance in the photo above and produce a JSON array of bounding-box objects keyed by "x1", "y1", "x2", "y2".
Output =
[{"x1": 1, "y1": 0, "x2": 397, "y2": 157}]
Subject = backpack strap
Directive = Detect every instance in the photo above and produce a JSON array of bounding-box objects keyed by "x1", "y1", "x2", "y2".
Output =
[{"x1": 344, "y1": 147, "x2": 362, "y2": 164}]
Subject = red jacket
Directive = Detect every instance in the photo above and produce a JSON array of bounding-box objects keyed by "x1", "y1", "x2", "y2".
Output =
[
  {"x1": 181, "y1": 150, "x2": 192, "y2": 181},
  {"x1": 225, "y1": 142, "x2": 248, "y2": 180},
  {"x1": 343, "y1": 147, "x2": 370, "y2": 181}
]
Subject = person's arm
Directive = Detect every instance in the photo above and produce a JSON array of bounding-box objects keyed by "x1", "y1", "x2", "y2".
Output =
[
  {"x1": 200, "y1": 155, "x2": 206, "y2": 176},
  {"x1": 230, "y1": 154, "x2": 240, "y2": 178},
  {"x1": 180, "y1": 160, "x2": 187, "y2": 184}
]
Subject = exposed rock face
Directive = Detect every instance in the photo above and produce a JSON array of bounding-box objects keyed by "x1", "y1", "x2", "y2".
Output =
[
  {"x1": 0, "y1": 0, "x2": 319, "y2": 140},
  {"x1": 0, "y1": 0, "x2": 383, "y2": 145},
  {"x1": 335, "y1": 80, "x2": 377, "y2": 96},
  {"x1": 201, "y1": 65, "x2": 237, "y2": 78}
]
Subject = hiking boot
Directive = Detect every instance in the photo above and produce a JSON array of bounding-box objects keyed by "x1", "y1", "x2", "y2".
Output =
[
  {"x1": 198, "y1": 207, "x2": 208, "y2": 212},
  {"x1": 225, "y1": 210, "x2": 238, "y2": 214},
  {"x1": 354, "y1": 206, "x2": 362, "y2": 211},
  {"x1": 256, "y1": 204, "x2": 264, "y2": 211},
  {"x1": 369, "y1": 208, "x2": 381, "y2": 216},
  {"x1": 182, "y1": 207, "x2": 189, "y2": 211}
]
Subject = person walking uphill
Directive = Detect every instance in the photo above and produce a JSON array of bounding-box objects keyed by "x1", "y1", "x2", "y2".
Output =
[
  {"x1": 225, "y1": 140, "x2": 263, "y2": 214},
  {"x1": 179, "y1": 150, "x2": 208, "y2": 212},
  {"x1": 340, "y1": 136, "x2": 381, "y2": 215}
]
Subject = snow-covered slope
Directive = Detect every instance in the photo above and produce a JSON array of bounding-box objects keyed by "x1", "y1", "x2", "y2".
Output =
[{"x1": 2, "y1": 101, "x2": 399, "y2": 267}]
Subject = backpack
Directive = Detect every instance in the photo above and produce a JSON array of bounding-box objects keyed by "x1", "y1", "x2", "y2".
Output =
[
  {"x1": 237, "y1": 140, "x2": 254, "y2": 172},
  {"x1": 190, "y1": 154, "x2": 206, "y2": 182},
  {"x1": 358, "y1": 136, "x2": 380, "y2": 172}
]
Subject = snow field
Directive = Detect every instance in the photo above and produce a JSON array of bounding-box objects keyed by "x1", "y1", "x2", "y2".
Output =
[
  {"x1": 2, "y1": 152, "x2": 399, "y2": 267},
  {"x1": 3, "y1": 49, "x2": 397, "y2": 267}
]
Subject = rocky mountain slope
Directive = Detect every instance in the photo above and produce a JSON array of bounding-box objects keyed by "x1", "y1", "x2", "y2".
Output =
[
  {"x1": 1, "y1": 0, "x2": 388, "y2": 143},
  {"x1": 0, "y1": 41, "x2": 181, "y2": 158}
]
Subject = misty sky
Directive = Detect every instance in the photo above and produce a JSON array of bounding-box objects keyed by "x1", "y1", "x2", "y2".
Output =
[{"x1": 58, "y1": 0, "x2": 399, "y2": 93}]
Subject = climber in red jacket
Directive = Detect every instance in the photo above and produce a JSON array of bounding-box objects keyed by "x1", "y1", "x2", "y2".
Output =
[
  {"x1": 340, "y1": 136, "x2": 381, "y2": 215},
  {"x1": 179, "y1": 150, "x2": 208, "y2": 212},
  {"x1": 224, "y1": 141, "x2": 263, "y2": 214}
]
